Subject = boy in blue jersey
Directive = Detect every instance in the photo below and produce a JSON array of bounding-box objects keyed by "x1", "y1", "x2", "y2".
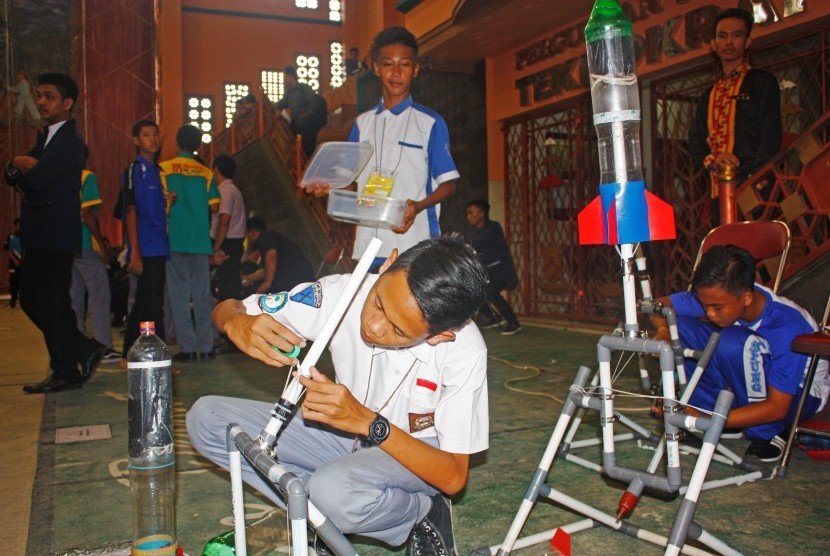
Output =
[
  {"x1": 651, "y1": 245, "x2": 829, "y2": 462},
  {"x1": 121, "y1": 119, "x2": 175, "y2": 364}
]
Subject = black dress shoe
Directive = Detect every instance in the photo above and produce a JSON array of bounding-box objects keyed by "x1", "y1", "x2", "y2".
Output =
[
  {"x1": 80, "y1": 342, "x2": 108, "y2": 379},
  {"x1": 23, "y1": 376, "x2": 83, "y2": 394},
  {"x1": 172, "y1": 351, "x2": 198, "y2": 362},
  {"x1": 200, "y1": 350, "x2": 216, "y2": 360}
]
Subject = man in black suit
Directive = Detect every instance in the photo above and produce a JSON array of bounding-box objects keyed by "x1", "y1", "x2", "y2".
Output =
[{"x1": 5, "y1": 73, "x2": 107, "y2": 393}]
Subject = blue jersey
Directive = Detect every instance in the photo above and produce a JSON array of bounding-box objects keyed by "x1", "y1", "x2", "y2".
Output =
[
  {"x1": 671, "y1": 285, "x2": 829, "y2": 402},
  {"x1": 123, "y1": 155, "x2": 169, "y2": 258}
]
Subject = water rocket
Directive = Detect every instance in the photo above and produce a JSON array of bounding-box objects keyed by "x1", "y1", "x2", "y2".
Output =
[{"x1": 578, "y1": 0, "x2": 675, "y2": 245}]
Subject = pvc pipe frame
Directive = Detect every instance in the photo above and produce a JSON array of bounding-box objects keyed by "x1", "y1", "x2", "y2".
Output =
[
  {"x1": 490, "y1": 248, "x2": 742, "y2": 556},
  {"x1": 228, "y1": 426, "x2": 358, "y2": 556}
]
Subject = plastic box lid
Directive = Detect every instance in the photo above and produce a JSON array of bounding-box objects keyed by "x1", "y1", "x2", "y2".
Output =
[
  {"x1": 300, "y1": 141, "x2": 374, "y2": 189},
  {"x1": 327, "y1": 189, "x2": 407, "y2": 229}
]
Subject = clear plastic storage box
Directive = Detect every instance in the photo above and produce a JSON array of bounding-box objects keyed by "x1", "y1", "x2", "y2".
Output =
[
  {"x1": 300, "y1": 141, "x2": 374, "y2": 189},
  {"x1": 327, "y1": 189, "x2": 407, "y2": 229}
]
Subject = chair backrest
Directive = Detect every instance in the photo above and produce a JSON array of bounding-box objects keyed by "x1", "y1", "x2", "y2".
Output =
[
  {"x1": 315, "y1": 247, "x2": 344, "y2": 279},
  {"x1": 818, "y1": 289, "x2": 830, "y2": 331},
  {"x1": 692, "y1": 220, "x2": 791, "y2": 292}
]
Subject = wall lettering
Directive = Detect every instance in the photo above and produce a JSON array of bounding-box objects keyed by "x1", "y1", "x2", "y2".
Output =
[{"x1": 514, "y1": 1, "x2": 805, "y2": 107}]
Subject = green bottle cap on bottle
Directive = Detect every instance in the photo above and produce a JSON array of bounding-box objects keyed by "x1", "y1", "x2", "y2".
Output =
[{"x1": 585, "y1": 0, "x2": 632, "y2": 44}]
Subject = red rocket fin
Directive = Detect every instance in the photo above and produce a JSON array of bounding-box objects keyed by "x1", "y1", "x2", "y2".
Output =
[
  {"x1": 644, "y1": 190, "x2": 676, "y2": 241},
  {"x1": 578, "y1": 195, "x2": 605, "y2": 245}
]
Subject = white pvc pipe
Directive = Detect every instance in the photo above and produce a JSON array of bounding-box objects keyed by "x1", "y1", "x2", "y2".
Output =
[
  {"x1": 684, "y1": 442, "x2": 717, "y2": 504},
  {"x1": 291, "y1": 519, "x2": 306, "y2": 555},
  {"x1": 488, "y1": 519, "x2": 595, "y2": 554},
  {"x1": 599, "y1": 361, "x2": 616, "y2": 451},
  {"x1": 562, "y1": 453, "x2": 604, "y2": 473},
  {"x1": 262, "y1": 237, "x2": 382, "y2": 439},
  {"x1": 569, "y1": 432, "x2": 634, "y2": 449},
  {"x1": 696, "y1": 530, "x2": 744, "y2": 556},
  {"x1": 545, "y1": 488, "x2": 713, "y2": 556},
  {"x1": 621, "y1": 244, "x2": 638, "y2": 327},
  {"x1": 229, "y1": 449, "x2": 247, "y2": 556},
  {"x1": 297, "y1": 236, "x2": 382, "y2": 376},
  {"x1": 679, "y1": 471, "x2": 765, "y2": 494}
]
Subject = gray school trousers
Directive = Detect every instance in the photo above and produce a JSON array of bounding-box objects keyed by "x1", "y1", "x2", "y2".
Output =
[
  {"x1": 71, "y1": 250, "x2": 113, "y2": 348},
  {"x1": 186, "y1": 395, "x2": 437, "y2": 546}
]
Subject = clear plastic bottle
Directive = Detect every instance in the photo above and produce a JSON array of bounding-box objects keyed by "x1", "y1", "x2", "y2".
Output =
[
  {"x1": 128, "y1": 321, "x2": 177, "y2": 556},
  {"x1": 585, "y1": 0, "x2": 644, "y2": 186}
]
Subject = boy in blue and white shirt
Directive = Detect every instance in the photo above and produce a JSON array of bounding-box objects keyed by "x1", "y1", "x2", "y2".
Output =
[
  {"x1": 348, "y1": 26, "x2": 459, "y2": 270},
  {"x1": 652, "y1": 244, "x2": 829, "y2": 462}
]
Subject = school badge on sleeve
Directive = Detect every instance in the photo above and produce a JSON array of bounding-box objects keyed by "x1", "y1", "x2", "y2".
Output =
[
  {"x1": 258, "y1": 292, "x2": 288, "y2": 313},
  {"x1": 290, "y1": 282, "x2": 323, "y2": 308}
]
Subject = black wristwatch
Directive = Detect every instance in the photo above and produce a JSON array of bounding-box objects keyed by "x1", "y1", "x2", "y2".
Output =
[{"x1": 365, "y1": 413, "x2": 391, "y2": 446}]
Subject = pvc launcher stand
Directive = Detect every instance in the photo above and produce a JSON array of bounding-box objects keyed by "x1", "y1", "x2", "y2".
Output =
[
  {"x1": 224, "y1": 237, "x2": 382, "y2": 556},
  {"x1": 478, "y1": 245, "x2": 766, "y2": 556}
]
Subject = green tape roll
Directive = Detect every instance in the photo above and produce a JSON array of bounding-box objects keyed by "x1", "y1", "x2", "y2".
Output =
[{"x1": 271, "y1": 343, "x2": 301, "y2": 358}]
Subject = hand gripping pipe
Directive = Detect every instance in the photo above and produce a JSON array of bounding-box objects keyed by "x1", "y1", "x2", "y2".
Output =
[
  {"x1": 255, "y1": 237, "x2": 382, "y2": 454},
  {"x1": 638, "y1": 301, "x2": 689, "y2": 386}
]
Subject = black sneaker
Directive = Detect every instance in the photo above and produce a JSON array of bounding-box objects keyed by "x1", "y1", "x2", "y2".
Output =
[
  {"x1": 745, "y1": 435, "x2": 785, "y2": 463},
  {"x1": 100, "y1": 349, "x2": 122, "y2": 365},
  {"x1": 172, "y1": 351, "x2": 198, "y2": 362},
  {"x1": 501, "y1": 323, "x2": 522, "y2": 336},
  {"x1": 407, "y1": 494, "x2": 455, "y2": 556},
  {"x1": 479, "y1": 319, "x2": 502, "y2": 329}
]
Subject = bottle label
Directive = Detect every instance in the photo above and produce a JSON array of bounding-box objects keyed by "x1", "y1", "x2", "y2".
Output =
[
  {"x1": 593, "y1": 109, "x2": 640, "y2": 125},
  {"x1": 128, "y1": 359, "x2": 172, "y2": 369}
]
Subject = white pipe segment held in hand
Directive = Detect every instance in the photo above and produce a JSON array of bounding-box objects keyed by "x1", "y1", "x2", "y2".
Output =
[{"x1": 279, "y1": 236, "x2": 382, "y2": 404}]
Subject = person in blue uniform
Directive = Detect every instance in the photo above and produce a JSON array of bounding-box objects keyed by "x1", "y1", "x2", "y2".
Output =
[{"x1": 651, "y1": 245, "x2": 829, "y2": 462}]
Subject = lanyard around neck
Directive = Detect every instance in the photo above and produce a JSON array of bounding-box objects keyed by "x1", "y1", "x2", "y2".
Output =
[{"x1": 373, "y1": 105, "x2": 413, "y2": 175}]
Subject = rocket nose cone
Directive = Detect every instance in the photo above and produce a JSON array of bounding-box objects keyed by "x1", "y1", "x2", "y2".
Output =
[{"x1": 585, "y1": 0, "x2": 632, "y2": 41}]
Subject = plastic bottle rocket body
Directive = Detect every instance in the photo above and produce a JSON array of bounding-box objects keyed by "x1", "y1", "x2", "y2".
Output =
[{"x1": 578, "y1": 0, "x2": 675, "y2": 245}]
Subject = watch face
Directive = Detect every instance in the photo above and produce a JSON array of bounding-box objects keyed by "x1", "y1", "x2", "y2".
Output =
[
  {"x1": 371, "y1": 420, "x2": 388, "y2": 436},
  {"x1": 370, "y1": 415, "x2": 390, "y2": 443}
]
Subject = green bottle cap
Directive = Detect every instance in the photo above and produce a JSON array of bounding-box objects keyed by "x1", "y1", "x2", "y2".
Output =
[{"x1": 585, "y1": 0, "x2": 632, "y2": 44}]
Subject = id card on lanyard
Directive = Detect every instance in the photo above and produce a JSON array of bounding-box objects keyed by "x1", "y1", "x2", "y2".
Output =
[{"x1": 363, "y1": 168, "x2": 396, "y2": 197}]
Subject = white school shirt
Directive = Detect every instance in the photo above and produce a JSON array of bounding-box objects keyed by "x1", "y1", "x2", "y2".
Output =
[
  {"x1": 242, "y1": 273, "x2": 489, "y2": 454},
  {"x1": 348, "y1": 96, "x2": 460, "y2": 259}
]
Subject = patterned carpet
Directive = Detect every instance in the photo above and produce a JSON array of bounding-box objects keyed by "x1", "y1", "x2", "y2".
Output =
[{"x1": 29, "y1": 324, "x2": 830, "y2": 555}]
